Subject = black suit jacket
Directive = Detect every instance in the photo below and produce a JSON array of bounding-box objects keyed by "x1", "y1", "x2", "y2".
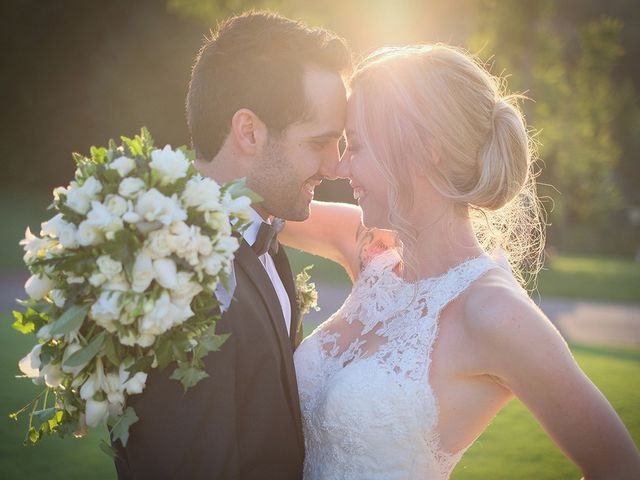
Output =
[{"x1": 114, "y1": 240, "x2": 304, "y2": 479}]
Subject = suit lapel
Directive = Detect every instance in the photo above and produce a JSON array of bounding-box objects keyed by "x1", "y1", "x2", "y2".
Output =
[
  {"x1": 233, "y1": 241, "x2": 304, "y2": 453},
  {"x1": 272, "y1": 245, "x2": 301, "y2": 349}
]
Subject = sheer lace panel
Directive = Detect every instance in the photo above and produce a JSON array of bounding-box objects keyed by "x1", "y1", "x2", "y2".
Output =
[{"x1": 294, "y1": 249, "x2": 498, "y2": 479}]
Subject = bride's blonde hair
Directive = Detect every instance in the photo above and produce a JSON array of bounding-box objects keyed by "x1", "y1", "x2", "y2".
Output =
[{"x1": 350, "y1": 44, "x2": 545, "y2": 286}]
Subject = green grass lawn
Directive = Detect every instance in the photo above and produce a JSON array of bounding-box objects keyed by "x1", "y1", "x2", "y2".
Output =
[{"x1": 2, "y1": 314, "x2": 638, "y2": 479}]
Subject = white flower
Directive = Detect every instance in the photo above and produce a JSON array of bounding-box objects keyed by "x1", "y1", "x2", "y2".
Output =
[
  {"x1": 18, "y1": 344, "x2": 42, "y2": 378},
  {"x1": 132, "y1": 250, "x2": 155, "y2": 292},
  {"x1": 153, "y1": 257, "x2": 177, "y2": 289},
  {"x1": 119, "y1": 177, "x2": 146, "y2": 198},
  {"x1": 203, "y1": 211, "x2": 231, "y2": 236},
  {"x1": 118, "y1": 329, "x2": 138, "y2": 346},
  {"x1": 42, "y1": 362, "x2": 63, "y2": 388},
  {"x1": 171, "y1": 272, "x2": 203, "y2": 308},
  {"x1": 25, "y1": 274, "x2": 54, "y2": 300},
  {"x1": 119, "y1": 364, "x2": 148, "y2": 395},
  {"x1": 50, "y1": 289, "x2": 66, "y2": 308},
  {"x1": 135, "y1": 189, "x2": 187, "y2": 226},
  {"x1": 80, "y1": 371, "x2": 101, "y2": 401},
  {"x1": 215, "y1": 235, "x2": 240, "y2": 261},
  {"x1": 169, "y1": 222, "x2": 200, "y2": 265},
  {"x1": 65, "y1": 177, "x2": 102, "y2": 214},
  {"x1": 86, "y1": 201, "x2": 123, "y2": 235},
  {"x1": 97, "y1": 255, "x2": 123, "y2": 280},
  {"x1": 202, "y1": 254, "x2": 223, "y2": 276},
  {"x1": 104, "y1": 194, "x2": 128, "y2": 217},
  {"x1": 108, "y1": 156, "x2": 135, "y2": 177},
  {"x1": 20, "y1": 227, "x2": 55, "y2": 263},
  {"x1": 77, "y1": 220, "x2": 102, "y2": 246},
  {"x1": 102, "y1": 371, "x2": 125, "y2": 415},
  {"x1": 222, "y1": 191, "x2": 252, "y2": 218},
  {"x1": 103, "y1": 272, "x2": 129, "y2": 292},
  {"x1": 149, "y1": 145, "x2": 189, "y2": 185},
  {"x1": 181, "y1": 176, "x2": 221, "y2": 210},
  {"x1": 139, "y1": 291, "x2": 192, "y2": 336},
  {"x1": 89, "y1": 272, "x2": 107, "y2": 287},
  {"x1": 135, "y1": 332, "x2": 155, "y2": 348},
  {"x1": 40, "y1": 214, "x2": 79, "y2": 249},
  {"x1": 85, "y1": 398, "x2": 109, "y2": 428},
  {"x1": 146, "y1": 228, "x2": 173, "y2": 258},
  {"x1": 90, "y1": 291, "x2": 123, "y2": 332}
]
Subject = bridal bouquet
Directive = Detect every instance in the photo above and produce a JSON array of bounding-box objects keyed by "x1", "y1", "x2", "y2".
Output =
[{"x1": 12, "y1": 128, "x2": 255, "y2": 449}]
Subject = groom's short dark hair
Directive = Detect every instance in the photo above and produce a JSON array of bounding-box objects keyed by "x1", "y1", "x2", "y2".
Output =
[{"x1": 186, "y1": 10, "x2": 351, "y2": 161}]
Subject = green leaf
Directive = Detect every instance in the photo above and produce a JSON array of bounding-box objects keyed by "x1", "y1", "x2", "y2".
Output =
[
  {"x1": 169, "y1": 363, "x2": 209, "y2": 391},
  {"x1": 100, "y1": 439, "x2": 118, "y2": 459},
  {"x1": 11, "y1": 311, "x2": 35, "y2": 334},
  {"x1": 63, "y1": 331, "x2": 106, "y2": 368},
  {"x1": 104, "y1": 334, "x2": 120, "y2": 366},
  {"x1": 49, "y1": 304, "x2": 90, "y2": 336},
  {"x1": 31, "y1": 408, "x2": 57, "y2": 430},
  {"x1": 110, "y1": 407, "x2": 139, "y2": 447},
  {"x1": 224, "y1": 177, "x2": 262, "y2": 202}
]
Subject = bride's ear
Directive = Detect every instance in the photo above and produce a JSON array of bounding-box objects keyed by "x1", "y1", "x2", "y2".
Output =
[{"x1": 230, "y1": 108, "x2": 268, "y2": 155}]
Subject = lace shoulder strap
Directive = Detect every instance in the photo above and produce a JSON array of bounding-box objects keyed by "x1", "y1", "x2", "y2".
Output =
[{"x1": 427, "y1": 256, "x2": 497, "y2": 318}]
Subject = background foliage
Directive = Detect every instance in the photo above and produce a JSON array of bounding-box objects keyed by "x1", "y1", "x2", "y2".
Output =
[{"x1": 2, "y1": 0, "x2": 639, "y2": 254}]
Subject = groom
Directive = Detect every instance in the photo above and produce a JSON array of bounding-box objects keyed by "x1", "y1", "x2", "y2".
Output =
[{"x1": 113, "y1": 10, "x2": 349, "y2": 480}]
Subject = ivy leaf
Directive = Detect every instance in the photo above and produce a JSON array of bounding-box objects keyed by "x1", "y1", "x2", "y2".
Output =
[
  {"x1": 63, "y1": 331, "x2": 106, "y2": 368},
  {"x1": 169, "y1": 363, "x2": 208, "y2": 392},
  {"x1": 103, "y1": 334, "x2": 121, "y2": 366},
  {"x1": 31, "y1": 408, "x2": 57, "y2": 430},
  {"x1": 110, "y1": 407, "x2": 139, "y2": 447},
  {"x1": 12, "y1": 311, "x2": 35, "y2": 334},
  {"x1": 49, "y1": 304, "x2": 90, "y2": 336}
]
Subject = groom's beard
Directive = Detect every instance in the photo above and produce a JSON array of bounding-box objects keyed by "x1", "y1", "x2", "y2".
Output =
[{"x1": 249, "y1": 142, "x2": 321, "y2": 221}]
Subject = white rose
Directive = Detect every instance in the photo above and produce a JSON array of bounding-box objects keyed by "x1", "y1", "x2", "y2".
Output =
[
  {"x1": 85, "y1": 398, "x2": 109, "y2": 428},
  {"x1": 181, "y1": 176, "x2": 221, "y2": 210},
  {"x1": 119, "y1": 177, "x2": 146, "y2": 198},
  {"x1": 135, "y1": 189, "x2": 187, "y2": 226},
  {"x1": 86, "y1": 201, "x2": 123, "y2": 234},
  {"x1": 90, "y1": 291, "x2": 122, "y2": 332},
  {"x1": 104, "y1": 194, "x2": 128, "y2": 217},
  {"x1": 146, "y1": 228, "x2": 173, "y2": 258},
  {"x1": 25, "y1": 274, "x2": 54, "y2": 300},
  {"x1": 108, "y1": 156, "x2": 135, "y2": 177},
  {"x1": 42, "y1": 362, "x2": 63, "y2": 388},
  {"x1": 18, "y1": 344, "x2": 42, "y2": 378},
  {"x1": 196, "y1": 233, "x2": 213, "y2": 257},
  {"x1": 77, "y1": 220, "x2": 102, "y2": 246},
  {"x1": 149, "y1": 145, "x2": 189, "y2": 185},
  {"x1": 153, "y1": 257, "x2": 177, "y2": 289},
  {"x1": 80, "y1": 176, "x2": 102, "y2": 198},
  {"x1": 97, "y1": 255, "x2": 123, "y2": 280},
  {"x1": 132, "y1": 250, "x2": 155, "y2": 292},
  {"x1": 65, "y1": 185, "x2": 91, "y2": 214},
  {"x1": 171, "y1": 271, "x2": 203, "y2": 308}
]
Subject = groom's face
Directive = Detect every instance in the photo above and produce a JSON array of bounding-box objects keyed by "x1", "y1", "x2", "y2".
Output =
[{"x1": 250, "y1": 67, "x2": 347, "y2": 221}]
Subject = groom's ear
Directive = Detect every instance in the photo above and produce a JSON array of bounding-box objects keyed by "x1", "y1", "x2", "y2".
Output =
[{"x1": 230, "y1": 108, "x2": 268, "y2": 156}]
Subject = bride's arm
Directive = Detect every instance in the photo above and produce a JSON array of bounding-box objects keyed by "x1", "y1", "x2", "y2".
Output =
[
  {"x1": 466, "y1": 274, "x2": 640, "y2": 479},
  {"x1": 280, "y1": 200, "x2": 396, "y2": 281}
]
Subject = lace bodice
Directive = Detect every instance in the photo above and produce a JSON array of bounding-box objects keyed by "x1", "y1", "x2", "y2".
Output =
[{"x1": 294, "y1": 249, "x2": 497, "y2": 479}]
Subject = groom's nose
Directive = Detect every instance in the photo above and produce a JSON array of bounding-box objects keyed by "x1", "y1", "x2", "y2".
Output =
[{"x1": 317, "y1": 141, "x2": 342, "y2": 180}]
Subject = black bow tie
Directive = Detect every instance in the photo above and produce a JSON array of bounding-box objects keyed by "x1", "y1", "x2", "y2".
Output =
[{"x1": 252, "y1": 218, "x2": 285, "y2": 257}]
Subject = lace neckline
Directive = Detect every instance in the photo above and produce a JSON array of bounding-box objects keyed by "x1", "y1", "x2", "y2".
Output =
[{"x1": 367, "y1": 249, "x2": 492, "y2": 287}]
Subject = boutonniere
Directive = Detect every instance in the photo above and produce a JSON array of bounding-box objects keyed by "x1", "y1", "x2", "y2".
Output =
[{"x1": 295, "y1": 265, "x2": 320, "y2": 316}]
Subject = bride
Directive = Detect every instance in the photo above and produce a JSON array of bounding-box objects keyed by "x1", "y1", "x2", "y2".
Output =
[{"x1": 280, "y1": 44, "x2": 640, "y2": 479}]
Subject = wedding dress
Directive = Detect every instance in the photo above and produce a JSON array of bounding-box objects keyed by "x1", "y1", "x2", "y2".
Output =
[{"x1": 294, "y1": 249, "x2": 498, "y2": 479}]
